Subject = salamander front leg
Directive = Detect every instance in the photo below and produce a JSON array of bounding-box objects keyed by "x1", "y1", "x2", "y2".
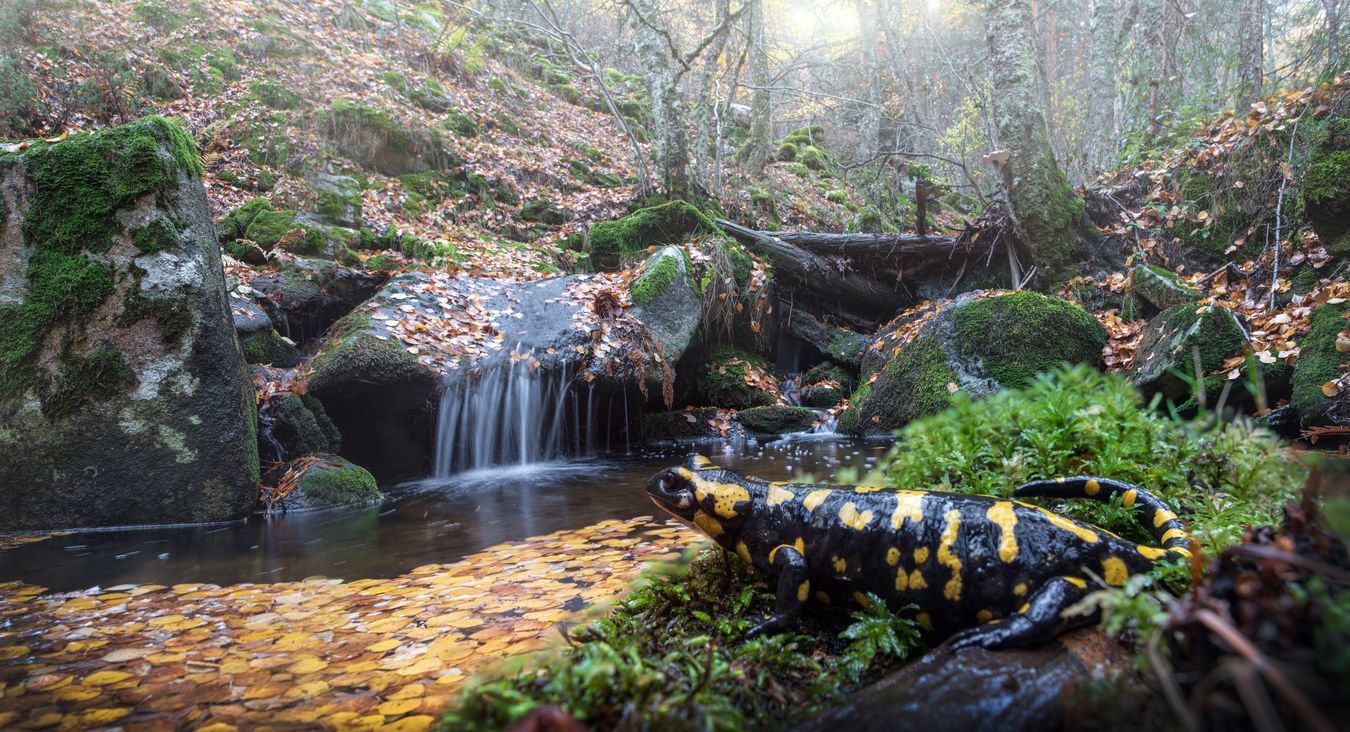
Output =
[
  {"x1": 946, "y1": 576, "x2": 1092, "y2": 650},
  {"x1": 746, "y1": 544, "x2": 810, "y2": 638}
]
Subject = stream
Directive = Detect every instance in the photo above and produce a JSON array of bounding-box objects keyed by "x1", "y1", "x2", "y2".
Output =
[{"x1": 0, "y1": 436, "x2": 891, "y2": 593}]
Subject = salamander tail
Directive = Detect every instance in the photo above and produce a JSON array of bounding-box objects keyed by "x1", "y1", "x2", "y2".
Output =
[{"x1": 1014, "y1": 477, "x2": 1192, "y2": 557}]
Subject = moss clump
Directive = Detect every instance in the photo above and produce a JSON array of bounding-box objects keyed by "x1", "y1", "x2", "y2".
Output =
[
  {"x1": 445, "y1": 111, "x2": 479, "y2": 138},
  {"x1": 119, "y1": 290, "x2": 194, "y2": 344},
  {"x1": 782, "y1": 126, "x2": 824, "y2": 147},
  {"x1": 1290, "y1": 302, "x2": 1349, "y2": 424},
  {"x1": 801, "y1": 384, "x2": 844, "y2": 408},
  {"x1": 20, "y1": 116, "x2": 200, "y2": 256},
  {"x1": 698, "y1": 346, "x2": 776, "y2": 409},
  {"x1": 799, "y1": 145, "x2": 827, "y2": 171},
  {"x1": 629, "y1": 249, "x2": 688, "y2": 306},
  {"x1": 952, "y1": 292, "x2": 1107, "y2": 390},
  {"x1": 1131, "y1": 304, "x2": 1246, "y2": 402},
  {"x1": 848, "y1": 205, "x2": 898, "y2": 234},
  {"x1": 777, "y1": 141, "x2": 798, "y2": 162},
  {"x1": 520, "y1": 199, "x2": 564, "y2": 225},
  {"x1": 875, "y1": 365, "x2": 1303, "y2": 549},
  {"x1": 132, "y1": 218, "x2": 179, "y2": 254},
  {"x1": 737, "y1": 405, "x2": 818, "y2": 434},
  {"x1": 218, "y1": 198, "x2": 272, "y2": 240},
  {"x1": 588, "y1": 200, "x2": 717, "y2": 267},
  {"x1": 848, "y1": 336, "x2": 956, "y2": 433},
  {"x1": 826, "y1": 190, "x2": 847, "y2": 205},
  {"x1": 241, "y1": 328, "x2": 298, "y2": 366},
  {"x1": 1130, "y1": 264, "x2": 1200, "y2": 310},
  {"x1": 320, "y1": 100, "x2": 450, "y2": 176},
  {"x1": 248, "y1": 79, "x2": 301, "y2": 109},
  {"x1": 804, "y1": 361, "x2": 856, "y2": 390},
  {"x1": 37, "y1": 347, "x2": 135, "y2": 418},
  {"x1": 1300, "y1": 148, "x2": 1350, "y2": 256},
  {"x1": 243, "y1": 208, "x2": 298, "y2": 247},
  {"x1": 286, "y1": 458, "x2": 379, "y2": 509}
]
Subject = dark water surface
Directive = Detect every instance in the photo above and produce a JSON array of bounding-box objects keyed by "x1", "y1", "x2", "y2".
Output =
[{"x1": 0, "y1": 437, "x2": 890, "y2": 593}]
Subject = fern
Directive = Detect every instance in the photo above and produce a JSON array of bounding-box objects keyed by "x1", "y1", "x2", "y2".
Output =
[{"x1": 836, "y1": 595, "x2": 924, "y2": 681}]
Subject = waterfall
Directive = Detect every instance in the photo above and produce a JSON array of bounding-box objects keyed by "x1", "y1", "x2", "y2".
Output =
[{"x1": 432, "y1": 348, "x2": 583, "y2": 477}]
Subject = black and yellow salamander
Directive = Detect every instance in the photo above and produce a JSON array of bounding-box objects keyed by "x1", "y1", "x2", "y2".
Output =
[{"x1": 645, "y1": 455, "x2": 1192, "y2": 649}]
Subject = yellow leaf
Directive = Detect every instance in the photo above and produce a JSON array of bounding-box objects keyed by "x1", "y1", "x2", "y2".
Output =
[
  {"x1": 84, "y1": 671, "x2": 134, "y2": 686},
  {"x1": 78, "y1": 708, "x2": 131, "y2": 725},
  {"x1": 1323, "y1": 381, "x2": 1341, "y2": 397},
  {"x1": 289, "y1": 657, "x2": 330, "y2": 675},
  {"x1": 377, "y1": 699, "x2": 421, "y2": 716}
]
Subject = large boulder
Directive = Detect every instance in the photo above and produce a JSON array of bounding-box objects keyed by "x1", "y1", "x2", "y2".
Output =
[
  {"x1": 587, "y1": 200, "x2": 717, "y2": 271},
  {"x1": 319, "y1": 100, "x2": 454, "y2": 177},
  {"x1": 1127, "y1": 303, "x2": 1247, "y2": 402},
  {"x1": 736, "y1": 405, "x2": 818, "y2": 435},
  {"x1": 696, "y1": 346, "x2": 778, "y2": 409},
  {"x1": 1291, "y1": 302, "x2": 1349, "y2": 426},
  {"x1": 246, "y1": 256, "x2": 385, "y2": 346},
  {"x1": 630, "y1": 246, "x2": 702, "y2": 393},
  {"x1": 0, "y1": 117, "x2": 259, "y2": 530},
  {"x1": 841, "y1": 292, "x2": 1106, "y2": 434},
  {"x1": 786, "y1": 309, "x2": 868, "y2": 367}
]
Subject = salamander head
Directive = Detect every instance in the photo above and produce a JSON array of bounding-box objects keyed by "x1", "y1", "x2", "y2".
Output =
[{"x1": 646, "y1": 455, "x2": 752, "y2": 542}]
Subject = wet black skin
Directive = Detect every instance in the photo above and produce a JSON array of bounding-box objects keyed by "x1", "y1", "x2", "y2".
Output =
[{"x1": 646, "y1": 455, "x2": 1192, "y2": 649}]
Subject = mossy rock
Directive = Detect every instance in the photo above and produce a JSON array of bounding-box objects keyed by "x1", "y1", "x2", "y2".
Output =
[
  {"x1": 445, "y1": 111, "x2": 479, "y2": 138},
  {"x1": 249, "y1": 78, "x2": 302, "y2": 110},
  {"x1": 640, "y1": 407, "x2": 726, "y2": 441},
  {"x1": 319, "y1": 99, "x2": 454, "y2": 176},
  {"x1": 217, "y1": 197, "x2": 272, "y2": 240},
  {"x1": 803, "y1": 360, "x2": 856, "y2": 390},
  {"x1": 798, "y1": 145, "x2": 827, "y2": 171},
  {"x1": 277, "y1": 456, "x2": 380, "y2": 511},
  {"x1": 782, "y1": 126, "x2": 824, "y2": 147},
  {"x1": 244, "y1": 208, "x2": 299, "y2": 247},
  {"x1": 1300, "y1": 145, "x2": 1350, "y2": 257},
  {"x1": 844, "y1": 337, "x2": 956, "y2": 434},
  {"x1": 800, "y1": 384, "x2": 843, "y2": 408},
  {"x1": 1290, "y1": 302, "x2": 1349, "y2": 426},
  {"x1": 1129, "y1": 264, "x2": 1200, "y2": 311},
  {"x1": 521, "y1": 200, "x2": 564, "y2": 225},
  {"x1": 1128, "y1": 303, "x2": 1247, "y2": 402},
  {"x1": 826, "y1": 190, "x2": 847, "y2": 205},
  {"x1": 951, "y1": 292, "x2": 1107, "y2": 391},
  {"x1": 631, "y1": 247, "x2": 702, "y2": 397},
  {"x1": 697, "y1": 347, "x2": 776, "y2": 409},
  {"x1": 587, "y1": 200, "x2": 717, "y2": 271},
  {"x1": 240, "y1": 327, "x2": 299, "y2": 367},
  {"x1": 306, "y1": 173, "x2": 362, "y2": 228},
  {"x1": 737, "y1": 405, "x2": 817, "y2": 435},
  {"x1": 263, "y1": 393, "x2": 338, "y2": 459},
  {"x1": 848, "y1": 205, "x2": 898, "y2": 234},
  {"x1": 776, "y1": 142, "x2": 798, "y2": 162}
]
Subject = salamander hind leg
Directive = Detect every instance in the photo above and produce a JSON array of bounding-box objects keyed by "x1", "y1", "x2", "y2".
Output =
[
  {"x1": 946, "y1": 576, "x2": 1092, "y2": 650},
  {"x1": 746, "y1": 544, "x2": 810, "y2": 638}
]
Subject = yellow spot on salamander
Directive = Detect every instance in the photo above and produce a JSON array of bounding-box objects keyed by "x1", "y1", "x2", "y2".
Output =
[
  {"x1": 1160, "y1": 528, "x2": 1188, "y2": 543},
  {"x1": 1063, "y1": 576, "x2": 1087, "y2": 589},
  {"x1": 815, "y1": 591, "x2": 831, "y2": 605},
  {"x1": 1154, "y1": 509, "x2": 1178, "y2": 528},
  {"x1": 1169, "y1": 546, "x2": 1193, "y2": 558},
  {"x1": 1084, "y1": 478, "x2": 1100, "y2": 496},
  {"x1": 1018, "y1": 603, "x2": 1030, "y2": 614},
  {"x1": 1121, "y1": 489, "x2": 1138, "y2": 508},
  {"x1": 735, "y1": 541, "x2": 753, "y2": 566},
  {"x1": 695, "y1": 481, "x2": 751, "y2": 519},
  {"x1": 1033, "y1": 506, "x2": 1100, "y2": 544},
  {"x1": 889, "y1": 491, "x2": 926, "y2": 530},
  {"x1": 693, "y1": 510, "x2": 723, "y2": 538},
  {"x1": 1137, "y1": 545, "x2": 1167, "y2": 560},
  {"x1": 676, "y1": 467, "x2": 696, "y2": 481},
  {"x1": 853, "y1": 592, "x2": 872, "y2": 608},
  {"x1": 937, "y1": 509, "x2": 963, "y2": 602},
  {"x1": 690, "y1": 455, "x2": 712, "y2": 468},
  {"x1": 886, "y1": 547, "x2": 900, "y2": 566},
  {"x1": 803, "y1": 489, "x2": 831, "y2": 513},
  {"x1": 986, "y1": 502, "x2": 1020, "y2": 563},
  {"x1": 854, "y1": 485, "x2": 884, "y2": 493},
  {"x1": 895, "y1": 567, "x2": 908, "y2": 591},
  {"x1": 798, "y1": 581, "x2": 810, "y2": 602},
  {"x1": 838, "y1": 502, "x2": 875, "y2": 531},
  {"x1": 831, "y1": 556, "x2": 847, "y2": 573},
  {"x1": 976, "y1": 610, "x2": 994, "y2": 623},
  {"x1": 1102, "y1": 557, "x2": 1129, "y2": 586},
  {"x1": 794, "y1": 537, "x2": 805, "y2": 554},
  {"x1": 1013, "y1": 582, "x2": 1028, "y2": 596},
  {"x1": 769, "y1": 539, "x2": 805, "y2": 565},
  {"x1": 915, "y1": 613, "x2": 933, "y2": 631},
  {"x1": 908, "y1": 570, "x2": 927, "y2": 590},
  {"x1": 914, "y1": 547, "x2": 929, "y2": 565},
  {"x1": 766, "y1": 484, "x2": 795, "y2": 507}
]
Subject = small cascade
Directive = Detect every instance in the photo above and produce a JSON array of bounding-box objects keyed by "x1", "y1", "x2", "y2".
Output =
[
  {"x1": 432, "y1": 349, "x2": 588, "y2": 478},
  {"x1": 810, "y1": 409, "x2": 838, "y2": 434}
]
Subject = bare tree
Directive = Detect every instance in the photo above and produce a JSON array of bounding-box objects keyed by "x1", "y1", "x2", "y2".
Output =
[
  {"x1": 742, "y1": 0, "x2": 772, "y2": 175},
  {"x1": 1237, "y1": 0, "x2": 1266, "y2": 109}
]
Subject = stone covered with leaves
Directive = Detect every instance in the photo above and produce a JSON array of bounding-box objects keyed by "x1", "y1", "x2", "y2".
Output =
[
  {"x1": 842, "y1": 292, "x2": 1106, "y2": 433},
  {"x1": 587, "y1": 200, "x2": 717, "y2": 270},
  {"x1": 0, "y1": 116, "x2": 258, "y2": 530},
  {"x1": 697, "y1": 346, "x2": 777, "y2": 409},
  {"x1": 1127, "y1": 303, "x2": 1247, "y2": 402}
]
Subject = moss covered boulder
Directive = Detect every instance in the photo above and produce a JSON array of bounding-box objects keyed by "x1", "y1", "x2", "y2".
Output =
[
  {"x1": 1128, "y1": 264, "x2": 1200, "y2": 311},
  {"x1": 737, "y1": 405, "x2": 817, "y2": 435},
  {"x1": 1300, "y1": 117, "x2": 1350, "y2": 257},
  {"x1": 841, "y1": 292, "x2": 1106, "y2": 434},
  {"x1": 641, "y1": 407, "x2": 728, "y2": 441},
  {"x1": 258, "y1": 393, "x2": 340, "y2": 463},
  {"x1": 1290, "y1": 302, "x2": 1349, "y2": 426},
  {"x1": 245, "y1": 257, "x2": 385, "y2": 346},
  {"x1": 630, "y1": 246, "x2": 702, "y2": 399},
  {"x1": 697, "y1": 347, "x2": 777, "y2": 409},
  {"x1": 231, "y1": 296, "x2": 299, "y2": 367},
  {"x1": 786, "y1": 310, "x2": 867, "y2": 367},
  {"x1": 276, "y1": 455, "x2": 380, "y2": 511},
  {"x1": 1127, "y1": 303, "x2": 1247, "y2": 402},
  {"x1": 306, "y1": 172, "x2": 362, "y2": 229},
  {"x1": 319, "y1": 100, "x2": 454, "y2": 177},
  {"x1": 588, "y1": 200, "x2": 717, "y2": 271},
  {"x1": 0, "y1": 117, "x2": 259, "y2": 530}
]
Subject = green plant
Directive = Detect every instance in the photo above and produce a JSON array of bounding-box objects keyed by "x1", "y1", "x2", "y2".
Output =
[{"x1": 835, "y1": 596, "x2": 924, "y2": 681}]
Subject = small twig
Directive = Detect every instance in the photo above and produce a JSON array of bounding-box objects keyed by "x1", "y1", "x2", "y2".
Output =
[{"x1": 1270, "y1": 117, "x2": 1301, "y2": 309}]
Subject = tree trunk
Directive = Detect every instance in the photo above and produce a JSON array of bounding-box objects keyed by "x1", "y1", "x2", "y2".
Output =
[
  {"x1": 1323, "y1": 0, "x2": 1341, "y2": 70},
  {"x1": 1236, "y1": 0, "x2": 1265, "y2": 110},
  {"x1": 1084, "y1": 0, "x2": 1119, "y2": 174},
  {"x1": 853, "y1": 0, "x2": 881, "y2": 162},
  {"x1": 694, "y1": 0, "x2": 731, "y2": 183},
  {"x1": 631, "y1": 0, "x2": 691, "y2": 198},
  {"x1": 743, "y1": 0, "x2": 772, "y2": 176},
  {"x1": 984, "y1": 0, "x2": 1090, "y2": 287}
]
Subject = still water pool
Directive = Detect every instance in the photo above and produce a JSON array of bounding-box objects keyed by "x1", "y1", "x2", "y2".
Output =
[{"x1": 0, "y1": 437, "x2": 891, "y2": 592}]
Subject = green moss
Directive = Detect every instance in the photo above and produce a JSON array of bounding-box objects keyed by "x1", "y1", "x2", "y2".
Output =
[
  {"x1": 849, "y1": 336, "x2": 956, "y2": 433},
  {"x1": 445, "y1": 111, "x2": 478, "y2": 138},
  {"x1": 249, "y1": 79, "x2": 302, "y2": 110},
  {"x1": 783, "y1": 126, "x2": 824, "y2": 147},
  {"x1": 777, "y1": 141, "x2": 798, "y2": 162},
  {"x1": 828, "y1": 331, "x2": 866, "y2": 365},
  {"x1": 488, "y1": 77, "x2": 507, "y2": 94},
  {"x1": 1291, "y1": 302, "x2": 1349, "y2": 423},
  {"x1": 826, "y1": 190, "x2": 847, "y2": 205},
  {"x1": 952, "y1": 292, "x2": 1107, "y2": 389},
  {"x1": 737, "y1": 405, "x2": 817, "y2": 434},
  {"x1": 132, "y1": 218, "x2": 179, "y2": 254},
  {"x1": 1300, "y1": 148, "x2": 1350, "y2": 256},
  {"x1": 799, "y1": 145, "x2": 827, "y2": 171},
  {"x1": 37, "y1": 347, "x2": 135, "y2": 418},
  {"x1": 380, "y1": 70, "x2": 408, "y2": 90},
  {"x1": 698, "y1": 346, "x2": 776, "y2": 409},
  {"x1": 520, "y1": 200, "x2": 563, "y2": 224},
  {"x1": 588, "y1": 201, "x2": 718, "y2": 263},
  {"x1": 848, "y1": 205, "x2": 898, "y2": 234},
  {"x1": 243, "y1": 208, "x2": 298, "y2": 246},
  {"x1": 292, "y1": 460, "x2": 379, "y2": 506},
  {"x1": 20, "y1": 116, "x2": 200, "y2": 256},
  {"x1": 630, "y1": 250, "x2": 685, "y2": 306},
  {"x1": 119, "y1": 291, "x2": 194, "y2": 344}
]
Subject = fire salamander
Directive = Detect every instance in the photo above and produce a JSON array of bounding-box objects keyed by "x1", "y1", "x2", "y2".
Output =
[{"x1": 645, "y1": 455, "x2": 1192, "y2": 648}]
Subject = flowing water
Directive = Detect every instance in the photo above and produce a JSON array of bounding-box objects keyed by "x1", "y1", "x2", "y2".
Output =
[{"x1": 0, "y1": 437, "x2": 892, "y2": 593}]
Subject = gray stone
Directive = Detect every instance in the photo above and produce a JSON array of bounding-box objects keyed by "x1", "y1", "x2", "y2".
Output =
[
  {"x1": 0, "y1": 118, "x2": 258, "y2": 530},
  {"x1": 305, "y1": 173, "x2": 363, "y2": 229},
  {"x1": 275, "y1": 455, "x2": 380, "y2": 511},
  {"x1": 736, "y1": 405, "x2": 818, "y2": 434},
  {"x1": 1127, "y1": 303, "x2": 1247, "y2": 401},
  {"x1": 631, "y1": 246, "x2": 702, "y2": 397}
]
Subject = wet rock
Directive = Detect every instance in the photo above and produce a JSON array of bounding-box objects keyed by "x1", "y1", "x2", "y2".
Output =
[
  {"x1": 736, "y1": 405, "x2": 817, "y2": 434},
  {"x1": 641, "y1": 407, "x2": 728, "y2": 441},
  {"x1": 0, "y1": 117, "x2": 258, "y2": 530},
  {"x1": 231, "y1": 296, "x2": 300, "y2": 367},
  {"x1": 800, "y1": 384, "x2": 844, "y2": 408},
  {"x1": 306, "y1": 172, "x2": 362, "y2": 229},
  {"x1": 1128, "y1": 264, "x2": 1200, "y2": 312},
  {"x1": 631, "y1": 246, "x2": 702, "y2": 395},
  {"x1": 247, "y1": 256, "x2": 386, "y2": 346},
  {"x1": 258, "y1": 393, "x2": 340, "y2": 464},
  {"x1": 842, "y1": 292, "x2": 1105, "y2": 434},
  {"x1": 795, "y1": 629, "x2": 1134, "y2": 732},
  {"x1": 276, "y1": 455, "x2": 381, "y2": 511},
  {"x1": 697, "y1": 347, "x2": 777, "y2": 409},
  {"x1": 786, "y1": 309, "x2": 867, "y2": 367},
  {"x1": 1128, "y1": 303, "x2": 1247, "y2": 402}
]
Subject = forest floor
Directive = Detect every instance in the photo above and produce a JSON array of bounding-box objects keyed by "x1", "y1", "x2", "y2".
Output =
[{"x1": 0, "y1": 520, "x2": 699, "y2": 731}]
